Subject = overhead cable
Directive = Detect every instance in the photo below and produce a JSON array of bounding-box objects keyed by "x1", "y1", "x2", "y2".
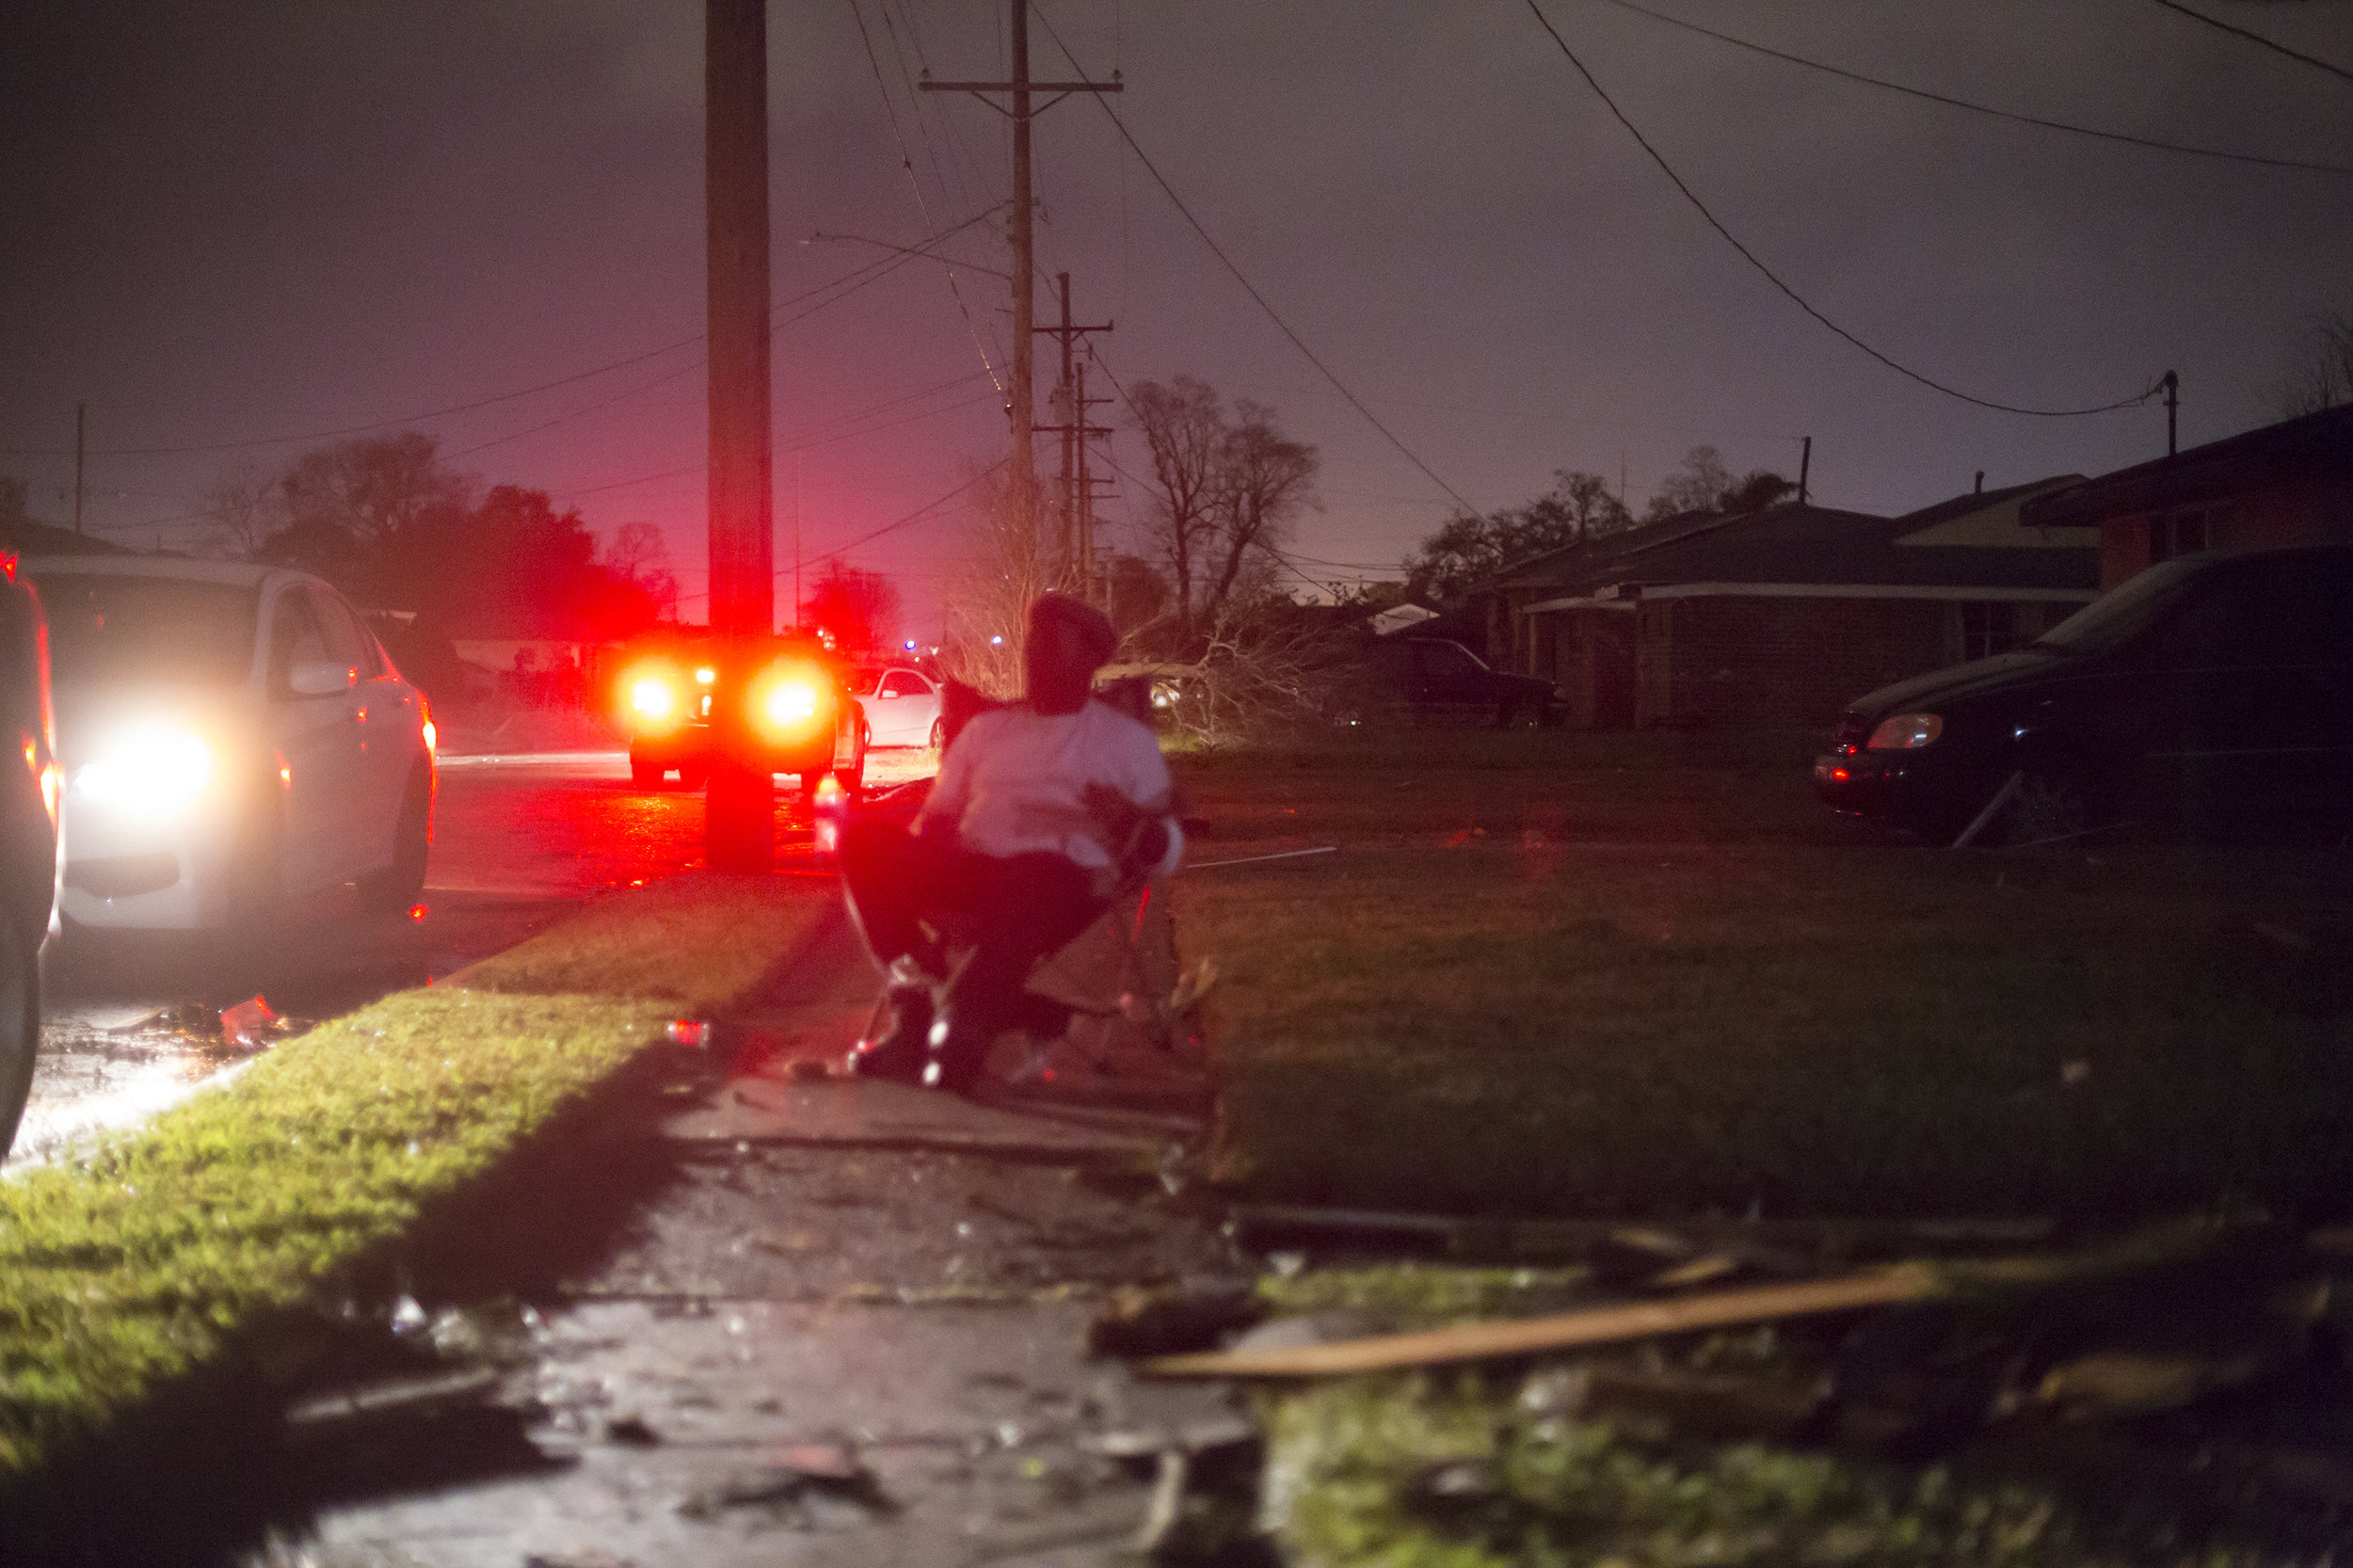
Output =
[
  {"x1": 1596, "y1": 0, "x2": 2352, "y2": 176},
  {"x1": 848, "y1": 0, "x2": 1010, "y2": 392},
  {"x1": 6, "y1": 208, "x2": 1001, "y2": 461},
  {"x1": 2150, "y1": 0, "x2": 2353, "y2": 87},
  {"x1": 1523, "y1": 0, "x2": 2162, "y2": 418},
  {"x1": 1029, "y1": 4, "x2": 1478, "y2": 510}
]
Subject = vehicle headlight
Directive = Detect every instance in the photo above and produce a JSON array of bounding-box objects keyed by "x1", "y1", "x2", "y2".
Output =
[
  {"x1": 1865, "y1": 712, "x2": 1943, "y2": 750},
  {"x1": 73, "y1": 725, "x2": 214, "y2": 819}
]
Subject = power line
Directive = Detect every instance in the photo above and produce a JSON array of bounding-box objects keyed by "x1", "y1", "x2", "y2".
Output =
[
  {"x1": 1521, "y1": 0, "x2": 2163, "y2": 419},
  {"x1": 1028, "y1": 3, "x2": 1477, "y2": 510},
  {"x1": 1594, "y1": 0, "x2": 2353, "y2": 177},
  {"x1": 2151, "y1": 0, "x2": 2353, "y2": 87},
  {"x1": 670, "y1": 459, "x2": 1010, "y2": 604},
  {"x1": 848, "y1": 0, "x2": 1010, "y2": 394},
  {"x1": 3, "y1": 208, "x2": 1001, "y2": 461}
]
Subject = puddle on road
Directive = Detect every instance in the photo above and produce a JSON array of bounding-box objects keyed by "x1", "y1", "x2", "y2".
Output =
[{"x1": 8, "y1": 1009, "x2": 261, "y2": 1171}]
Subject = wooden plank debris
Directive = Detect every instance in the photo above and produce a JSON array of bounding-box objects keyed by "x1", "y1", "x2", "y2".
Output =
[{"x1": 1139, "y1": 1267, "x2": 1939, "y2": 1379}]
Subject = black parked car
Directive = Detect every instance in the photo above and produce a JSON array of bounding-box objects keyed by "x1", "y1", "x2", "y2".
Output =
[
  {"x1": 1815, "y1": 546, "x2": 2353, "y2": 845},
  {"x1": 0, "y1": 563, "x2": 58, "y2": 1156},
  {"x1": 1341, "y1": 637, "x2": 1562, "y2": 728}
]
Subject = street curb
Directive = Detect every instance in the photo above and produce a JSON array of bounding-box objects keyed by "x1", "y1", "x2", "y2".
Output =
[{"x1": 0, "y1": 871, "x2": 844, "y2": 1495}]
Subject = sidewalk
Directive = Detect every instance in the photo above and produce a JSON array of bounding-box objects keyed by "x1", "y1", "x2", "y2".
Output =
[{"x1": 224, "y1": 885, "x2": 1252, "y2": 1553}]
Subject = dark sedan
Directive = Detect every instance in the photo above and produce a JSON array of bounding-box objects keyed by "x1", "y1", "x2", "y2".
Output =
[
  {"x1": 1816, "y1": 546, "x2": 2353, "y2": 845},
  {"x1": 0, "y1": 561, "x2": 56, "y2": 1155},
  {"x1": 1344, "y1": 637, "x2": 1562, "y2": 728}
]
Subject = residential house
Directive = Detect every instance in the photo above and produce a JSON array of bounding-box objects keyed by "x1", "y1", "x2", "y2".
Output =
[
  {"x1": 2019, "y1": 402, "x2": 2353, "y2": 586},
  {"x1": 1468, "y1": 478, "x2": 2095, "y2": 730}
]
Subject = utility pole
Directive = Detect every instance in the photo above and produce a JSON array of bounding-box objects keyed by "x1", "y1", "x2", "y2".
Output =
[
  {"x1": 705, "y1": 0, "x2": 775, "y2": 872},
  {"x1": 1033, "y1": 272, "x2": 1112, "y2": 583},
  {"x1": 2161, "y1": 369, "x2": 2179, "y2": 457},
  {"x1": 1797, "y1": 436, "x2": 1810, "y2": 506},
  {"x1": 1071, "y1": 359, "x2": 1115, "y2": 605},
  {"x1": 72, "y1": 404, "x2": 86, "y2": 536},
  {"x1": 922, "y1": 8, "x2": 1119, "y2": 496}
]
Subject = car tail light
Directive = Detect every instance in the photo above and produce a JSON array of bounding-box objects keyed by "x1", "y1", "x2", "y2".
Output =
[
  {"x1": 623, "y1": 664, "x2": 685, "y2": 730},
  {"x1": 752, "y1": 663, "x2": 824, "y2": 739}
]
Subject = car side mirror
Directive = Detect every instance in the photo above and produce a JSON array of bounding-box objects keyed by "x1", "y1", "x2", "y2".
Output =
[{"x1": 289, "y1": 659, "x2": 356, "y2": 696}]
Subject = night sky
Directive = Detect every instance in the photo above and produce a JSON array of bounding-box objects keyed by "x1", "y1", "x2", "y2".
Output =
[{"x1": 3, "y1": 1, "x2": 2349, "y2": 633}]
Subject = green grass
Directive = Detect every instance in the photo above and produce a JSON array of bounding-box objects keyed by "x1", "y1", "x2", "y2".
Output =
[
  {"x1": 0, "y1": 872, "x2": 837, "y2": 1474},
  {"x1": 453, "y1": 868, "x2": 837, "y2": 1010},
  {"x1": 1174, "y1": 744, "x2": 2353, "y2": 1219},
  {"x1": 1260, "y1": 1369, "x2": 2291, "y2": 1567}
]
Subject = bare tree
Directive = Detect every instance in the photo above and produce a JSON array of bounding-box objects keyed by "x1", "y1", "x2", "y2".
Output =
[
  {"x1": 275, "y1": 431, "x2": 477, "y2": 555},
  {"x1": 196, "y1": 459, "x2": 281, "y2": 559},
  {"x1": 2273, "y1": 313, "x2": 2353, "y2": 418},
  {"x1": 1200, "y1": 401, "x2": 1318, "y2": 629},
  {"x1": 1644, "y1": 445, "x2": 1734, "y2": 521},
  {"x1": 938, "y1": 465, "x2": 1063, "y2": 697},
  {"x1": 1126, "y1": 376, "x2": 1225, "y2": 641},
  {"x1": 602, "y1": 521, "x2": 680, "y2": 618}
]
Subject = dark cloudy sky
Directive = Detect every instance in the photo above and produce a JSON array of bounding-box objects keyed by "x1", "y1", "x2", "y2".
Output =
[{"x1": 4, "y1": 1, "x2": 2349, "y2": 631}]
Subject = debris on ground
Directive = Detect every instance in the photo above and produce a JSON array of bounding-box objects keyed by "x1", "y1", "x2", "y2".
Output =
[
  {"x1": 217, "y1": 995, "x2": 280, "y2": 1050},
  {"x1": 1190, "y1": 1219, "x2": 2353, "y2": 1562}
]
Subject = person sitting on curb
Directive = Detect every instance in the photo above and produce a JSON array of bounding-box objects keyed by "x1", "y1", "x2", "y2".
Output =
[{"x1": 840, "y1": 593, "x2": 1184, "y2": 1093}]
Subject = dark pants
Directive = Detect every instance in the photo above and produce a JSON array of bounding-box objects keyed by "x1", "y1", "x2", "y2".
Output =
[{"x1": 840, "y1": 819, "x2": 1107, "y2": 1082}]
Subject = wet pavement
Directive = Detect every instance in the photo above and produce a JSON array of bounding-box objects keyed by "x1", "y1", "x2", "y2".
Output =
[
  {"x1": 2, "y1": 756, "x2": 1242, "y2": 1566},
  {"x1": 10, "y1": 747, "x2": 936, "y2": 1170}
]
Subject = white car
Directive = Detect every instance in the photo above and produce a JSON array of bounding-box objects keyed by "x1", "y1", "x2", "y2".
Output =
[
  {"x1": 853, "y1": 665, "x2": 944, "y2": 749},
  {"x1": 26, "y1": 557, "x2": 435, "y2": 934}
]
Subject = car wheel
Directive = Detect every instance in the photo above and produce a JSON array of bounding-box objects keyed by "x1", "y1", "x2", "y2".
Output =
[
  {"x1": 675, "y1": 760, "x2": 710, "y2": 791},
  {"x1": 630, "y1": 753, "x2": 665, "y2": 789},
  {"x1": 0, "y1": 916, "x2": 37, "y2": 1160},
  {"x1": 358, "y1": 765, "x2": 431, "y2": 912},
  {"x1": 837, "y1": 727, "x2": 867, "y2": 795}
]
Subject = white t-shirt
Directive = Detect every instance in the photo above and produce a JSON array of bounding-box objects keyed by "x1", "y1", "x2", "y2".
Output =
[{"x1": 918, "y1": 699, "x2": 1184, "y2": 879}]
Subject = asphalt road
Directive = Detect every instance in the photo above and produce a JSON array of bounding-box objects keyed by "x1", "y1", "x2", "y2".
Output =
[{"x1": 8, "y1": 747, "x2": 934, "y2": 1169}]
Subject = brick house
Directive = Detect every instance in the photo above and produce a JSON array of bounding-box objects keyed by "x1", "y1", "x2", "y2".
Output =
[
  {"x1": 1476, "y1": 479, "x2": 2095, "y2": 729},
  {"x1": 2019, "y1": 403, "x2": 2353, "y2": 587}
]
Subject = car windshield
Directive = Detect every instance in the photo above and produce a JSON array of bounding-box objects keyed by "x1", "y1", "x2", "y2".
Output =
[
  {"x1": 2028, "y1": 558, "x2": 2202, "y2": 655},
  {"x1": 33, "y1": 574, "x2": 259, "y2": 686}
]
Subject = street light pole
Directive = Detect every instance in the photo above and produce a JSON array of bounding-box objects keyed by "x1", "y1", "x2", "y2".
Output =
[{"x1": 705, "y1": 0, "x2": 776, "y2": 872}]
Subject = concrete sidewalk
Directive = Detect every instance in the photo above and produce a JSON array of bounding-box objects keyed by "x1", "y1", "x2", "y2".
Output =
[{"x1": 229, "y1": 886, "x2": 1242, "y2": 1567}]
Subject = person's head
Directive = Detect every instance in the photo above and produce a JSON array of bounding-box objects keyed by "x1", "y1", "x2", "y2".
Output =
[{"x1": 1023, "y1": 593, "x2": 1117, "y2": 713}]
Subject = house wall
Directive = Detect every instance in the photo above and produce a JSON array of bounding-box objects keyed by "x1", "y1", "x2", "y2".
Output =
[
  {"x1": 2096, "y1": 474, "x2": 2353, "y2": 587},
  {"x1": 1634, "y1": 596, "x2": 1953, "y2": 730},
  {"x1": 1527, "y1": 606, "x2": 1638, "y2": 728}
]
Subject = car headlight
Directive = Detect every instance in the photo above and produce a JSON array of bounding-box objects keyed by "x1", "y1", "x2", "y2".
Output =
[
  {"x1": 73, "y1": 725, "x2": 215, "y2": 819},
  {"x1": 1865, "y1": 712, "x2": 1943, "y2": 750}
]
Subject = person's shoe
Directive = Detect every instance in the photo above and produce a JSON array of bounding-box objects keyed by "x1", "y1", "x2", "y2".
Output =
[
  {"x1": 846, "y1": 984, "x2": 932, "y2": 1083},
  {"x1": 920, "y1": 1013, "x2": 989, "y2": 1096}
]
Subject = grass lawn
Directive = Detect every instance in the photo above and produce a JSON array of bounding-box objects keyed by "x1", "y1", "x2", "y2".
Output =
[
  {"x1": 0, "y1": 872, "x2": 836, "y2": 1476},
  {"x1": 1173, "y1": 731, "x2": 2353, "y2": 1220}
]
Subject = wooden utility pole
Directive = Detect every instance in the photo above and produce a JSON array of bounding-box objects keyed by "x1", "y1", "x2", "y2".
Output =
[
  {"x1": 1034, "y1": 272, "x2": 1112, "y2": 584},
  {"x1": 72, "y1": 404, "x2": 85, "y2": 536},
  {"x1": 921, "y1": 6, "x2": 1119, "y2": 496},
  {"x1": 705, "y1": 0, "x2": 775, "y2": 872},
  {"x1": 2162, "y1": 369, "x2": 2179, "y2": 457}
]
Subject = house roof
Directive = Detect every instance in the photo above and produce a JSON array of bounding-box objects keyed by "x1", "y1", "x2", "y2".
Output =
[
  {"x1": 1495, "y1": 499, "x2": 2099, "y2": 602},
  {"x1": 2020, "y1": 402, "x2": 2353, "y2": 530}
]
